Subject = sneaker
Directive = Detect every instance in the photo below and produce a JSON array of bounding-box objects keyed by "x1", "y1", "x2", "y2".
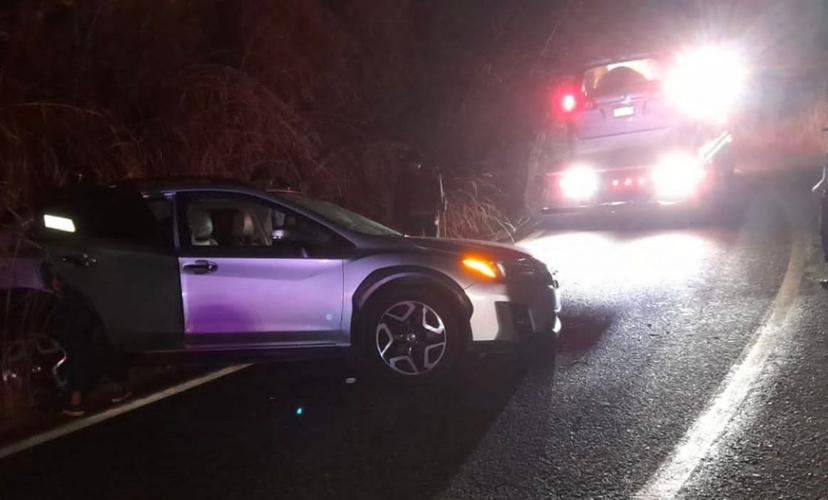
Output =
[
  {"x1": 110, "y1": 390, "x2": 133, "y2": 405},
  {"x1": 61, "y1": 405, "x2": 86, "y2": 417}
]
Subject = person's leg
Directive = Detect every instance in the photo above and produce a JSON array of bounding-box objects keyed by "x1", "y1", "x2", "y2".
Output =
[
  {"x1": 62, "y1": 340, "x2": 84, "y2": 416},
  {"x1": 55, "y1": 304, "x2": 85, "y2": 415},
  {"x1": 56, "y1": 289, "x2": 103, "y2": 415},
  {"x1": 104, "y1": 348, "x2": 132, "y2": 404},
  {"x1": 61, "y1": 329, "x2": 96, "y2": 416},
  {"x1": 89, "y1": 325, "x2": 132, "y2": 404}
]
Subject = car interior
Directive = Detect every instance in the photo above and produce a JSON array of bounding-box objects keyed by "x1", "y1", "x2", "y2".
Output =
[
  {"x1": 583, "y1": 58, "x2": 664, "y2": 99},
  {"x1": 183, "y1": 197, "x2": 335, "y2": 257}
]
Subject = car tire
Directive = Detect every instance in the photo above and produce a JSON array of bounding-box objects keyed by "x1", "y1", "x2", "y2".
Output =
[{"x1": 359, "y1": 287, "x2": 465, "y2": 385}]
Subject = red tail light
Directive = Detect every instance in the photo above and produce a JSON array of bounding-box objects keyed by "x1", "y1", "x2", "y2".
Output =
[
  {"x1": 552, "y1": 83, "x2": 585, "y2": 119},
  {"x1": 561, "y1": 93, "x2": 578, "y2": 113}
]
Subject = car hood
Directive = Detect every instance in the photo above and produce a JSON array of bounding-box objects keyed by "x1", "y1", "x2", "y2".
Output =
[{"x1": 384, "y1": 236, "x2": 532, "y2": 261}]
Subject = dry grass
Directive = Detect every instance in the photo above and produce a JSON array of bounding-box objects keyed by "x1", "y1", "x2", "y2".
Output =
[
  {"x1": 442, "y1": 172, "x2": 525, "y2": 242},
  {"x1": 0, "y1": 0, "x2": 420, "y2": 224}
]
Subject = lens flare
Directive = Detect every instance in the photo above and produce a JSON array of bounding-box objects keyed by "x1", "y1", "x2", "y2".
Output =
[
  {"x1": 663, "y1": 45, "x2": 747, "y2": 123},
  {"x1": 559, "y1": 166, "x2": 599, "y2": 199},
  {"x1": 652, "y1": 152, "x2": 706, "y2": 199}
]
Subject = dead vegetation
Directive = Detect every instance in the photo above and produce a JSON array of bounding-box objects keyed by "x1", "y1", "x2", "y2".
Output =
[{"x1": 0, "y1": 0, "x2": 825, "y2": 230}]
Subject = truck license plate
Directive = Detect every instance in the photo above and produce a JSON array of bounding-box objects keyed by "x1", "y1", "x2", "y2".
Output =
[{"x1": 613, "y1": 106, "x2": 635, "y2": 118}]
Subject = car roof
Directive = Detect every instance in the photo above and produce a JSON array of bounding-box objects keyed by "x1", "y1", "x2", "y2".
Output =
[
  {"x1": 112, "y1": 177, "x2": 254, "y2": 195},
  {"x1": 124, "y1": 178, "x2": 309, "y2": 200},
  {"x1": 53, "y1": 178, "x2": 311, "y2": 211},
  {"x1": 577, "y1": 51, "x2": 668, "y2": 71}
]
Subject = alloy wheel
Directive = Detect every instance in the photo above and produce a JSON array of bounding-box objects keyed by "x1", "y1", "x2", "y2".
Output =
[{"x1": 375, "y1": 300, "x2": 447, "y2": 376}]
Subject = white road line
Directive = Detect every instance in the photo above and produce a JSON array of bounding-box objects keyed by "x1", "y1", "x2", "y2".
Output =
[
  {"x1": 0, "y1": 363, "x2": 251, "y2": 461},
  {"x1": 636, "y1": 227, "x2": 807, "y2": 499}
]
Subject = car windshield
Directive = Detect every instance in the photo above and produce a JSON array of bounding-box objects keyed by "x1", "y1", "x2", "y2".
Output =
[
  {"x1": 582, "y1": 56, "x2": 666, "y2": 97},
  {"x1": 279, "y1": 194, "x2": 402, "y2": 237}
]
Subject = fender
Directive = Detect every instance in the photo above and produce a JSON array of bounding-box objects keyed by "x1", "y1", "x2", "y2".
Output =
[{"x1": 350, "y1": 266, "x2": 473, "y2": 346}]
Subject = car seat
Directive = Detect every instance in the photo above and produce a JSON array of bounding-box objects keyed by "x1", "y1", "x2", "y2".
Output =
[
  {"x1": 188, "y1": 209, "x2": 218, "y2": 246},
  {"x1": 231, "y1": 211, "x2": 257, "y2": 246}
]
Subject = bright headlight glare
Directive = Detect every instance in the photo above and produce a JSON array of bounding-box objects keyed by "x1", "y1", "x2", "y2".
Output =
[
  {"x1": 559, "y1": 166, "x2": 599, "y2": 199},
  {"x1": 652, "y1": 153, "x2": 706, "y2": 199},
  {"x1": 663, "y1": 44, "x2": 747, "y2": 123}
]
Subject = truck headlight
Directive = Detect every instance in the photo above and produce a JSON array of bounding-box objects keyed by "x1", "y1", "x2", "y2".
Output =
[
  {"x1": 651, "y1": 152, "x2": 707, "y2": 199},
  {"x1": 663, "y1": 44, "x2": 747, "y2": 123},
  {"x1": 559, "y1": 165, "x2": 599, "y2": 200}
]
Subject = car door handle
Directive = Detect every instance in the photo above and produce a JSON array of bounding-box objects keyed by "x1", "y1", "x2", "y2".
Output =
[
  {"x1": 183, "y1": 260, "x2": 218, "y2": 275},
  {"x1": 61, "y1": 253, "x2": 97, "y2": 268}
]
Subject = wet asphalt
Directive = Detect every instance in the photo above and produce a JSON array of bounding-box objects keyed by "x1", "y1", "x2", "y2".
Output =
[{"x1": 1, "y1": 171, "x2": 827, "y2": 499}]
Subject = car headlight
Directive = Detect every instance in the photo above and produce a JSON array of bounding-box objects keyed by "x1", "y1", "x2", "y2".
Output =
[
  {"x1": 462, "y1": 256, "x2": 505, "y2": 280},
  {"x1": 559, "y1": 165, "x2": 599, "y2": 199},
  {"x1": 651, "y1": 152, "x2": 707, "y2": 199}
]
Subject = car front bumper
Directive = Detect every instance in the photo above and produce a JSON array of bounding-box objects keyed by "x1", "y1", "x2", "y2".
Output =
[{"x1": 464, "y1": 280, "x2": 561, "y2": 343}]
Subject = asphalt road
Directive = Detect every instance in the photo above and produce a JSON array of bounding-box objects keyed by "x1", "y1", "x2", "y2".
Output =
[{"x1": 2, "y1": 171, "x2": 827, "y2": 499}]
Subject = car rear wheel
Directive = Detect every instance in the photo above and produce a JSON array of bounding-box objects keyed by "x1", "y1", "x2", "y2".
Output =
[{"x1": 360, "y1": 288, "x2": 464, "y2": 384}]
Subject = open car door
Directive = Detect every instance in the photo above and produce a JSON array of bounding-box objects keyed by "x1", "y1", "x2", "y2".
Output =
[{"x1": 38, "y1": 184, "x2": 183, "y2": 352}]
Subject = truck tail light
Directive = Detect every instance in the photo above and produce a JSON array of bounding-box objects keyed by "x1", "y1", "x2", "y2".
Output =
[
  {"x1": 552, "y1": 84, "x2": 585, "y2": 119},
  {"x1": 561, "y1": 93, "x2": 578, "y2": 113}
]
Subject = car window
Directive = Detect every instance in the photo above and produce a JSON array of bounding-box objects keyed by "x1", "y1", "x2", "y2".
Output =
[
  {"x1": 145, "y1": 196, "x2": 174, "y2": 248},
  {"x1": 40, "y1": 185, "x2": 162, "y2": 247},
  {"x1": 179, "y1": 192, "x2": 349, "y2": 258},
  {"x1": 583, "y1": 57, "x2": 666, "y2": 97},
  {"x1": 279, "y1": 194, "x2": 402, "y2": 237}
]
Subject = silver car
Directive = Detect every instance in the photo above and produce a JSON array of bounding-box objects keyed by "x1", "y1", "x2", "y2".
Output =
[{"x1": 35, "y1": 180, "x2": 561, "y2": 383}]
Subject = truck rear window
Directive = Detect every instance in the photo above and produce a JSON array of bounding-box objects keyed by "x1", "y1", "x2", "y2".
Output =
[{"x1": 583, "y1": 57, "x2": 666, "y2": 97}]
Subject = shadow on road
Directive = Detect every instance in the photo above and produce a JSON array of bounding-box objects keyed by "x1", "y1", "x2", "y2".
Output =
[
  {"x1": 0, "y1": 349, "x2": 558, "y2": 500},
  {"x1": 558, "y1": 309, "x2": 616, "y2": 354}
]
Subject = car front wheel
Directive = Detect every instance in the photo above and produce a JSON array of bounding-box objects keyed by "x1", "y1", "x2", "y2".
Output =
[{"x1": 361, "y1": 288, "x2": 463, "y2": 384}]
